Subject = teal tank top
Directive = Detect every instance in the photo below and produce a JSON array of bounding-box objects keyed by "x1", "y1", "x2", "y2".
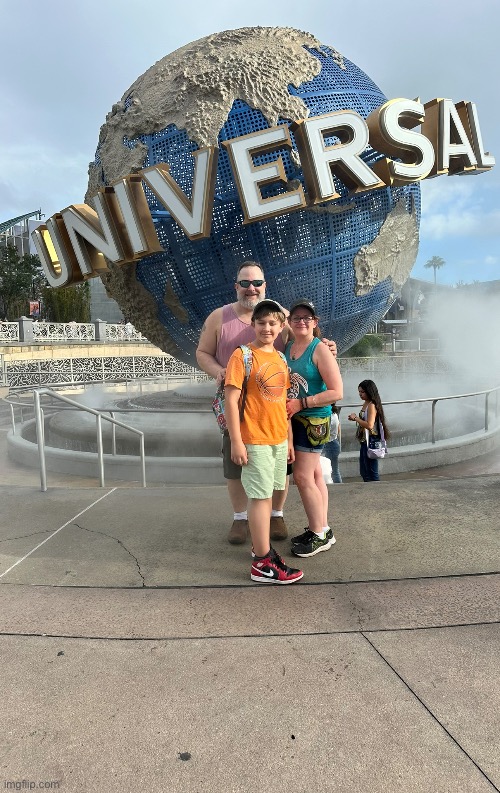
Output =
[{"x1": 285, "y1": 337, "x2": 331, "y2": 418}]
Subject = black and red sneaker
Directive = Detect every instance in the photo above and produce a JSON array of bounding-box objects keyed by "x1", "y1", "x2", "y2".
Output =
[{"x1": 250, "y1": 548, "x2": 303, "y2": 584}]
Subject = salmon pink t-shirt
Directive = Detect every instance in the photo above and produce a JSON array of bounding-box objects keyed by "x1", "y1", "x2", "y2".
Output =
[{"x1": 225, "y1": 344, "x2": 290, "y2": 445}]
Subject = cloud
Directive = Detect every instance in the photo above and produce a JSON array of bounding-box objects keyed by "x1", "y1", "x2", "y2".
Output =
[
  {"x1": 0, "y1": 143, "x2": 89, "y2": 220},
  {"x1": 419, "y1": 177, "x2": 500, "y2": 241}
]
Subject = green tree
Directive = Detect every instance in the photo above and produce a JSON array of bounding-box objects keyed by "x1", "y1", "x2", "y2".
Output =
[
  {"x1": 424, "y1": 255, "x2": 446, "y2": 284},
  {"x1": 344, "y1": 334, "x2": 385, "y2": 357},
  {"x1": 41, "y1": 281, "x2": 91, "y2": 323},
  {"x1": 0, "y1": 244, "x2": 44, "y2": 319}
]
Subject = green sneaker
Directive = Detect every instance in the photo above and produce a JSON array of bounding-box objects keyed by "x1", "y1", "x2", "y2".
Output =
[
  {"x1": 291, "y1": 529, "x2": 335, "y2": 558},
  {"x1": 292, "y1": 527, "x2": 334, "y2": 546}
]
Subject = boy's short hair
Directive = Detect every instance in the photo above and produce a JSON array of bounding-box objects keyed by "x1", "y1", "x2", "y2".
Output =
[{"x1": 252, "y1": 299, "x2": 286, "y2": 324}]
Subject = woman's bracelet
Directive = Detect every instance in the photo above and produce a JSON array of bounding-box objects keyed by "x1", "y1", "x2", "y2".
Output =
[{"x1": 300, "y1": 395, "x2": 321, "y2": 409}]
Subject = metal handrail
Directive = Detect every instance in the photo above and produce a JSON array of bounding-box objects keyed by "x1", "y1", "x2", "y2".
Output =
[
  {"x1": 339, "y1": 386, "x2": 500, "y2": 444},
  {"x1": 32, "y1": 388, "x2": 146, "y2": 492},
  {"x1": 6, "y1": 383, "x2": 500, "y2": 431},
  {"x1": 4, "y1": 383, "x2": 500, "y2": 491}
]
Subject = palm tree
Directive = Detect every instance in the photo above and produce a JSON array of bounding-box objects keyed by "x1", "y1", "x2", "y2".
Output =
[{"x1": 424, "y1": 256, "x2": 446, "y2": 284}]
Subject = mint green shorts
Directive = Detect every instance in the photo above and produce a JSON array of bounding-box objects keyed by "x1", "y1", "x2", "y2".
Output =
[{"x1": 241, "y1": 440, "x2": 288, "y2": 500}]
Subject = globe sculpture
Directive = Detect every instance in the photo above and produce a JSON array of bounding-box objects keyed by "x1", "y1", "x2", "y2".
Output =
[{"x1": 86, "y1": 27, "x2": 420, "y2": 364}]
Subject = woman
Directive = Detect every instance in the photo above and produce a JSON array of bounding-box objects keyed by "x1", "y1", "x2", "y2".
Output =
[
  {"x1": 322, "y1": 404, "x2": 342, "y2": 483},
  {"x1": 285, "y1": 300, "x2": 343, "y2": 558},
  {"x1": 348, "y1": 379, "x2": 390, "y2": 482}
]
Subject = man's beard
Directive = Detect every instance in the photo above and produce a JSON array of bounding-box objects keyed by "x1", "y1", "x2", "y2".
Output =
[{"x1": 238, "y1": 295, "x2": 263, "y2": 309}]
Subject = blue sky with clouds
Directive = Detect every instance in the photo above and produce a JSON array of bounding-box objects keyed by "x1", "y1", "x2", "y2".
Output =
[{"x1": 1, "y1": 0, "x2": 498, "y2": 287}]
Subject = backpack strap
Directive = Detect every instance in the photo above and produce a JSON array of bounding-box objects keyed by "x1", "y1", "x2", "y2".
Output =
[{"x1": 238, "y1": 345, "x2": 253, "y2": 422}]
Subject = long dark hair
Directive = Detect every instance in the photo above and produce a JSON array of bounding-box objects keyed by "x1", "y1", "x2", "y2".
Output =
[{"x1": 358, "y1": 379, "x2": 390, "y2": 439}]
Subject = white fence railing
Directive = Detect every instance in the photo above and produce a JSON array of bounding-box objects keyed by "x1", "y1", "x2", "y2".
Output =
[
  {"x1": 0, "y1": 321, "x2": 20, "y2": 342},
  {"x1": 0, "y1": 319, "x2": 146, "y2": 344},
  {"x1": 3, "y1": 354, "x2": 208, "y2": 389},
  {"x1": 32, "y1": 322, "x2": 96, "y2": 342},
  {"x1": 105, "y1": 323, "x2": 144, "y2": 342}
]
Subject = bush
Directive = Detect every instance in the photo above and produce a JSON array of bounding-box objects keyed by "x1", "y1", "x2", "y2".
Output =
[{"x1": 344, "y1": 334, "x2": 384, "y2": 357}]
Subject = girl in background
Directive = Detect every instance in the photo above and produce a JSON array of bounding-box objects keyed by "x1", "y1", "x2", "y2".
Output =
[{"x1": 348, "y1": 379, "x2": 390, "y2": 482}]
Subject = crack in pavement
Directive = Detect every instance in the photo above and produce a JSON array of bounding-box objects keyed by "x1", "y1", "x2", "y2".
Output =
[
  {"x1": 0, "y1": 530, "x2": 55, "y2": 544},
  {"x1": 73, "y1": 523, "x2": 146, "y2": 586}
]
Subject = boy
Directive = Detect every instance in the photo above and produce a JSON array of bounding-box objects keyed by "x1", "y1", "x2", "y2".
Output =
[{"x1": 224, "y1": 300, "x2": 303, "y2": 584}]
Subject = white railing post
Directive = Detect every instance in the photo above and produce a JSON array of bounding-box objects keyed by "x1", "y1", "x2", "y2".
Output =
[
  {"x1": 431, "y1": 400, "x2": 438, "y2": 444},
  {"x1": 140, "y1": 434, "x2": 146, "y2": 488},
  {"x1": 110, "y1": 412, "x2": 117, "y2": 455},
  {"x1": 33, "y1": 390, "x2": 47, "y2": 492},
  {"x1": 96, "y1": 413, "x2": 105, "y2": 487}
]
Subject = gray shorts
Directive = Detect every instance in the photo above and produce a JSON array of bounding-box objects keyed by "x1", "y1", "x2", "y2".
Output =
[{"x1": 222, "y1": 431, "x2": 242, "y2": 480}]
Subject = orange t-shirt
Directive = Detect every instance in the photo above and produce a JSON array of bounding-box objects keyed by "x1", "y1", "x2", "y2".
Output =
[{"x1": 225, "y1": 344, "x2": 290, "y2": 445}]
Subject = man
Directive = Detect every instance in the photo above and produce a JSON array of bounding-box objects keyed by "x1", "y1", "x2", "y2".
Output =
[{"x1": 196, "y1": 261, "x2": 336, "y2": 545}]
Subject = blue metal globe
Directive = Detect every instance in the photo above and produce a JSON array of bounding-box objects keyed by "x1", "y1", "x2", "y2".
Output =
[{"x1": 90, "y1": 32, "x2": 420, "y2": 364}]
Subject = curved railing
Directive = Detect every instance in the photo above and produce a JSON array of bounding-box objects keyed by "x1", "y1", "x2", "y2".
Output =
[
  {"x1": 340, "y1": 387, "x2": 500, "y2": 445},
  {"x1": 31, "y1": 389, "x2": 146, "y2": 492},
  {"x1": 4, "y1": 382, "x2": 500, "y2": 490},
  {"x1": 5, "y1": 383, "x2": 500, "y2": 442}
]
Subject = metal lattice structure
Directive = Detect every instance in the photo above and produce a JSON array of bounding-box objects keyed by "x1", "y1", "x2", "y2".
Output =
[
  {"x1": 4, "y1": 355, "x2": 208, "y2": 389},
  {"x1": 91, "y1": 46, "x2": 420, "y2": 360}
]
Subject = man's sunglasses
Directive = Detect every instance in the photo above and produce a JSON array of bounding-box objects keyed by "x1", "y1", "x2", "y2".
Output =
[{"x1": 237, "y1": 279, "x2": 265, "y2": 288}]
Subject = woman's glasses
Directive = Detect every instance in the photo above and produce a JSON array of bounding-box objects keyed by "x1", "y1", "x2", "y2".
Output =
[
  {"x1": 290, "y1": 316, "x2": 314, "y2": 324},
  {"x1": 237, "y1": 279, "x2": 265, "y2": 287}
]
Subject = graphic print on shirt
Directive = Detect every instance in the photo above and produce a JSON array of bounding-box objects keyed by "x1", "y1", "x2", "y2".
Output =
[
  {"x1": 287, "y1": 372, "x2": 309, "y2": 400},
  {"x1": 255, "y1": 361, "x2": 288, "y2": 402}
]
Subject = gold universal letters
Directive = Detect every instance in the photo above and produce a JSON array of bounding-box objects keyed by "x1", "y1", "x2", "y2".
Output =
[{"x1": 33, "y1": 98, "x2": 494, "y2": 288}]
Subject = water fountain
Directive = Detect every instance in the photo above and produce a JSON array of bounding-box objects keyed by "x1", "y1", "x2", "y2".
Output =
[{"x1": 7, "y1": 367, "x2": 500, "y2": 485}]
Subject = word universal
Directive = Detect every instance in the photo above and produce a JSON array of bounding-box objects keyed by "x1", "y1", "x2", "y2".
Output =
[{"x1": 33, "y1": 97, "x2": 494, "y2": 288}]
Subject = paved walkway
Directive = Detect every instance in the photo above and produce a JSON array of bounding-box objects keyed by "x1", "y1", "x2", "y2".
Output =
[{"x1": 1, "y1": 422, "x2": 499, "y2": 793}]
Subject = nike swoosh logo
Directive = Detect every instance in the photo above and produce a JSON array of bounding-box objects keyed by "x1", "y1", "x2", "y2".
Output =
[{"x1": 253, "y1": 567, "x2": 276, "y2": 577}]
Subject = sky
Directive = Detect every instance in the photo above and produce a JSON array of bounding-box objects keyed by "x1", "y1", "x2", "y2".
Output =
[{"x1": 1, "y1": 0, "x2": 499, "y2": 287}]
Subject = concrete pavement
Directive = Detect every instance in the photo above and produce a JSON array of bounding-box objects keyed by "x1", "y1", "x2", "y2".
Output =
[{"x1": 0, "y1": 472, "x2": 499, "y2": 792}]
